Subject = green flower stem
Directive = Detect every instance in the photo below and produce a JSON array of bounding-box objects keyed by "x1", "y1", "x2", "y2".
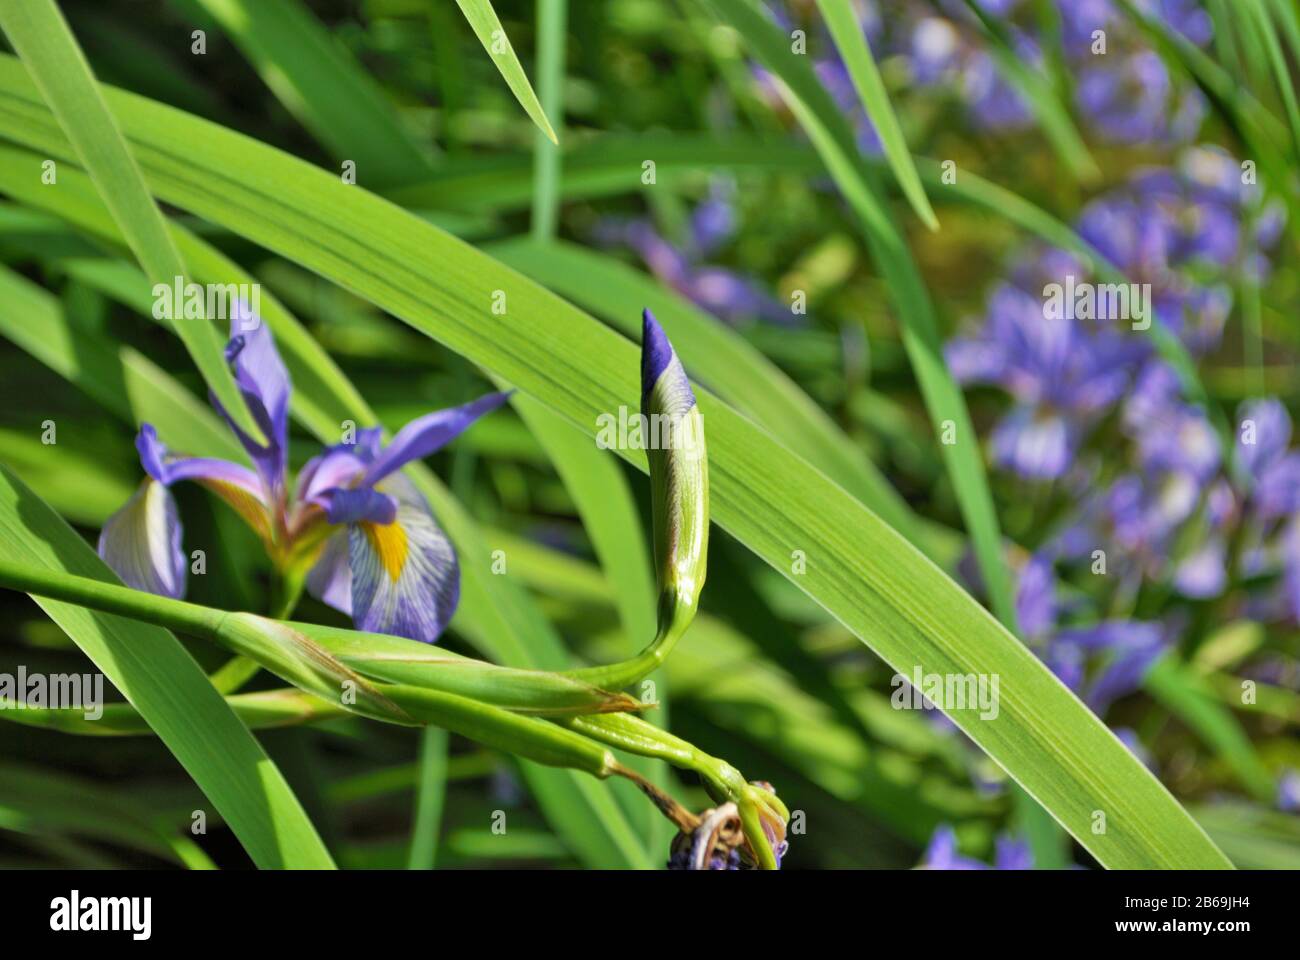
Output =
[
  {"x1": 284, "y1": 620, "x2": 645, "y2": 715},
  {"x1": 0, "y1": 561, "x2": 669, "y2": 791},
  {"x1": 0, "y1": 561, "x2": 641, "y2": 716},
  {"x1": 382, "y1": 684, "x2": 636, "y2": 780},
  {"x1": 563, "y1": 621, "x2": 686, "y2": 692},
  {"x1": 0, "y1": 687, "x2": 349, "y2": 735},
  {"x1": 215, "y1": 570, "x2": 306, "y2": 695},
  {"x1": 210, "y1": 655, "x2": 263, "y2": 695},
  {"x1": 561, "y1": 713, "x2": 786, "y2": 869}
]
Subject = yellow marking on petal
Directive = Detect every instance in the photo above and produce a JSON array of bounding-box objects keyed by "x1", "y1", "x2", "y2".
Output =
[{"x1": 362, "y1": 520, "x2": 409, "y2": 582}]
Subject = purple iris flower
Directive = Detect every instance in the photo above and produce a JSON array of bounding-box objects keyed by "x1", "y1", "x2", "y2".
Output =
[
  {"x1": 945, "y1": 282, "x2": 1135, "y2": 479},
  {"x1": 1235, "y1": 399, "x2": 1300, "y2": 621},
  {"x1": 1237, "y1": 399, "x2": 1300, "y2": 521},
  {"x1": 1016, "y1": 553, "x2": 1168, "y2": 714},
  {"x1": 595, "y1": 187, "x2": 795, "y2": 327},
  {"x1": 920, "y1": 826, "x2": 1033, "y2": 870},
  {"x1": 1279, "y1": 770, "x2": 1300, "y2": 813},
  {"x1": 904, "y1": 7, "x2": 1034, "y2": 131},
  {"x1": 1074, "y1": 149, "x2": 1281, "y2": 354},
  {"x1": 1075, "y1": 49, "x2": 1203, "y2": 144},
  {"x1": 98, "y1": 315, "x2": 510, "y2": 644}
]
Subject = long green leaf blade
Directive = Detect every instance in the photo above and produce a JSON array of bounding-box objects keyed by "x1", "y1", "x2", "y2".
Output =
[
  {"x1": 814, "y1": 0, "x2": 938, "y2": 229},
  {"x1": 0, "y1": 0, "x2": 263, "y2": 443},
  {"x1": 173, "y1": 0, "x2": 436, "y2": 188},
  {"x1": 0, "y1": 467, "x2": 335, "y2": 869},
  {"x1": 455, "y1": 0, "x2": 559, "y2": 144}
]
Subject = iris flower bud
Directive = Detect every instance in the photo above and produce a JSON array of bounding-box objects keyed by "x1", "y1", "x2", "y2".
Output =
[{"x1": 641, "y1": 308, "x2": 709, "y2": 650}]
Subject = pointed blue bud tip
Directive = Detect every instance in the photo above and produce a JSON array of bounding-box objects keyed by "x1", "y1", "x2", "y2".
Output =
[{"x1": 641, "y1": 308, "x2": 676, "y2": 407}]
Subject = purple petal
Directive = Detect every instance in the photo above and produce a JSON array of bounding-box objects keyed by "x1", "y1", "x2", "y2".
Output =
[
  {"x1": 1045, "y1": 643, "x2": 1086, "y2": 693},
  {"x1": 1016, "y1": 553, "x2": 1058, "y2": 640},
  {"x1": 993, "y1": 835, "x2": 1033, "y2": 871},
  {"x1": 1278, "y1": 769, "x2": 1300, "y2": 813},
  {"x1": 347, "y1": 475, "x2": 459, "y2": 644},
  {"x1": 295, "y1": 447, "x2": 369, "y2": 505},
  {"x1": 991, "y1": 408, "x2": 1074, "y2": 479},
  {"x1": 1237, "y1": 398, "x2": 1292, "y2": 477},
  {"x1": 136, "y1": 424, "x2": 263, "y2": 495},
  {"x1": 1173, "y1": 538, "x2": 1227, "y2": 599},
  {"x1": 363, "y1": 392, "x2": 512, "y2": 486},
  {"x1": 921, "y1": 826, "x2": 984, "y2": 870},
  {"x1": 217, "y1": 316, "x2": 291, "y2": 496},
  {"x1": 135, "y1": 424, "x2": 272, "y2": 541},
  {"x1": 688, "y1": 182, "x2": 736, "y2": 257},
  {"x1": 1055, "y1": 620, "x2": 1164, "y2": 652},
  {"x1": 944, "y1": 336, "x2": 1007, "y2": 386},
  {"x1": 305, "y1": 530, "x2": 352, "y2": 615},
  {"x1": 641, "y1": 308, "x2": 696, "y2": 413},
  {"x1": 98, "y1": 479, "x2": 187, "y2": 599},
  {"x1": 624, "y1": 222, "x2": 691, "y2": 289},
  {"x1": 317, "y1": 486, "x2": 398, "y2": 525},
  {"x1": 1255, "y1": 454, "x2": 1300, "y2": 520},
  {"x1": 1285, "y1": 519, "x2": 1300, "y2": 624}
]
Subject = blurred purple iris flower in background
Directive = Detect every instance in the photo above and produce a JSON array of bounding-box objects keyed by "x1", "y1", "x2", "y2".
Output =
[
  {"x1": 1016, "y1": 553, "x2": 1169, "y2": 715},
  {"x1": 595, "y1": 180, "x2": 796, "y2": 327},
  {"x1": 920, "y1": 825, "x2": 1033, "y2": 870},
  {"x1": 945, "y1": 280, "x2": 1137, "y2": 479}
]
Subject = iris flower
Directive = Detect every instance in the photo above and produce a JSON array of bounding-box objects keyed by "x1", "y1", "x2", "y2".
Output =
[
  {"x1": 1015, "y1": 553, "x2": 1168, "y2": 716},
  {"x1": 98, "y1": 315, "x2": 509, "y2": 644},
  {"x1": 920, "y1": 826, "x2": 1032, "y2": 870}
]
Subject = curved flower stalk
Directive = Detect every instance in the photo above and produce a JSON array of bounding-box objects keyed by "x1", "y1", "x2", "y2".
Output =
[
  {"x1": 97, "y1": 313, "x2": 510, "y2": 643},
  {"x1": 565, "y1": 712, "x2": 789, "y2": 869},
  {"x1": 0, "y1": 560, "x2": 642, "y2": 718},
  {"x1": 570, "y1": 310, "x2": 709, "y2": 691}
]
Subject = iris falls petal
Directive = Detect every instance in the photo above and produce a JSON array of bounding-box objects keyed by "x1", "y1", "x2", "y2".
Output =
[
  {"x1": 97, "y1": 479, "x2": 187, "y2": 599},
  {"x1": 346, "y1": 476, "x2": 459, "y2": 644}
]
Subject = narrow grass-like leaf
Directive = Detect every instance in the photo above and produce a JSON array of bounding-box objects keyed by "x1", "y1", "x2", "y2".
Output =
[
  {"x1": 171, "y1": 0, "x2": 436, "y2": 187},
  {"x1": 407, "y1": 727, "x2": 448, "y2": 869},
  {"x1": 1144, "y1": 657, "x2": 1276, "y2": 803},
  {"x1": 1243, "y1": 0, "x2": 1300, "y2": 163},
  {"x1": 0, "y1": 63, "x2": 1234, "y2": 866},
  {"x1": 0, "y1": 0, "x2": 262, "y2": 443},
  {"x1": 454, "y1": 0, "x2": 558, "y2": 144},
  {"x1": 0, "y1": 467, "x2": 334, "y2": 868},
  {"x1": 703, "y1": 0, "x2": 1018, "y2": 629},
  {"x1": 530, "y1": 0, "x2": 565, "y2": 239},
  {"x1": 0, "y1": 762, "x2": 216, "y2": 868},
  {"x1": 814, "y1": 0, "x2": 938, "y2": 229},
  {"x1": 960, "y1": 0, "x2": 1099, "y2": 182}
]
